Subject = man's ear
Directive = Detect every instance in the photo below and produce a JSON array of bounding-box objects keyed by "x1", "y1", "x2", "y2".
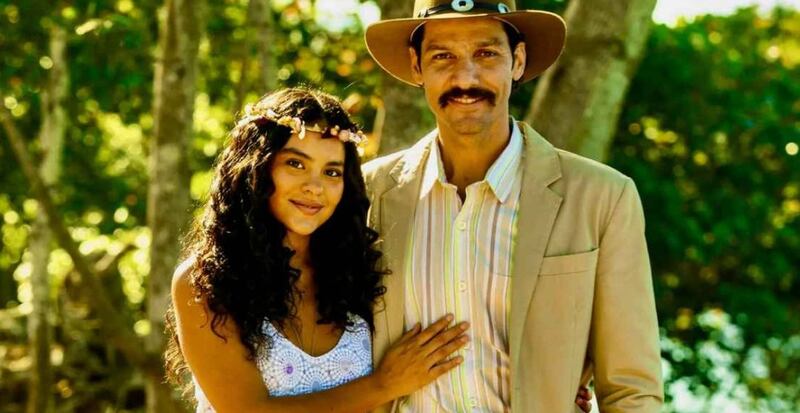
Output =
[
  {"x1": 512, "y1": 41, "x2": 526, "y2": 81},
  {"x1": 409, "y1": 47, "x2": 423, "y2": 85}
]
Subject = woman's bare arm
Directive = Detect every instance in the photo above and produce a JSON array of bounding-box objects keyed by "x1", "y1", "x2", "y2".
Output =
[{"x1": 171, "y1": 260, "x2": 468, "y2": 413}]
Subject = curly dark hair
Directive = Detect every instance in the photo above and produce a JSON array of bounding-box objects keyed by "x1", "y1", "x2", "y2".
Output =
[{"x1": 164, "y1": 88, "x2": 386, "y2": 394}]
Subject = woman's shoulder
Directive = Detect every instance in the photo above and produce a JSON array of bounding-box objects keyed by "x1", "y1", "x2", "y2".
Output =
[
  {"x1": 171, "y1": 256, "x2": 243, "y2": 340},
  {"x1": 171, "y1": 256, "x2": 197, "y2": 305}
]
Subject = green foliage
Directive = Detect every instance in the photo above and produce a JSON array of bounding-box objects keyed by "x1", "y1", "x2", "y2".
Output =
[
  {"x1": 1, "y1": 0, "x2": 798, "y2": 411},
  {"x1": 609, "y1": 7, "x2": 800, "y2": 411}
]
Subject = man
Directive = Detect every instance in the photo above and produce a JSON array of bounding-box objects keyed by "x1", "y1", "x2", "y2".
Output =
[{"x1": 362, "y1": 1, "x2": 663, "y2": 412}]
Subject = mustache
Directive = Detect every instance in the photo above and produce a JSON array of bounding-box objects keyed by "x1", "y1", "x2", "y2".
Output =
[{"x1": 438, "y1": 87, "x2": 497, "y2": 108}]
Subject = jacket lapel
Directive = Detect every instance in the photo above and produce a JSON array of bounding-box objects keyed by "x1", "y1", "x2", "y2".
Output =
[
  {"x1": 509, "y1": 124, "x2": 564, "y2": 372},
  {"x1": 372, "y1": 132, "x2": 435, "y2": 366},
  {"x1": 371, "y1": 124, "x2": 563, "y2": 398}
]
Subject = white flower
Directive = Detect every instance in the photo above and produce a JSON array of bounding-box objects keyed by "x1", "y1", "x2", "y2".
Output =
[{"x1": 237, "y1": 109, "x2": 368, "y2": 146}]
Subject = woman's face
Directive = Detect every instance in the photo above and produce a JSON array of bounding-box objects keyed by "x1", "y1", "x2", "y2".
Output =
[{"x1": 269, "y1": 130, "x2": 346, "y2": 241}]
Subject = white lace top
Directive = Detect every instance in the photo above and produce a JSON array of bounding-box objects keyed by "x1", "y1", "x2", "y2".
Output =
[{"x1": 194, "y1": 313, "x2": 372, "y2": 412}]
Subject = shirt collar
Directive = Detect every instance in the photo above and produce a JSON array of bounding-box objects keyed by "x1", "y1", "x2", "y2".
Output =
[{"x1": 419, "y1": 119, "x2": 523, "y2": 203}]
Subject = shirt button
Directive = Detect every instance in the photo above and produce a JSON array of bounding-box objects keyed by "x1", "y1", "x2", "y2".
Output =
[
  {"x1": 457, "y1": 220, "x2": 466, "y2": 231},
  {"x1": 459, "y1": 280, "x2": 467, "y2": 292},
  {"x1": 469, "y1": 397, "x2": 478, "y2": 407}
]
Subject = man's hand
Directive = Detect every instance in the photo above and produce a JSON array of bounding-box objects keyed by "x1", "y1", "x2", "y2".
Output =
[{"x1": 576, "y1": 385, "x2": 593, "y2": 412}]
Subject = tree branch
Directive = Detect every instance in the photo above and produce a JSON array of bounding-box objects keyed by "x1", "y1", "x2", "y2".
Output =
[{"x1": 0, "y1": 107, "x2": 162, "y2": 379}]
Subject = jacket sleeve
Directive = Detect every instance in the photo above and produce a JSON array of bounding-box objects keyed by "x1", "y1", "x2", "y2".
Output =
[{"x1": 590, "y1": 177, "x2": 664, "y2": 412}]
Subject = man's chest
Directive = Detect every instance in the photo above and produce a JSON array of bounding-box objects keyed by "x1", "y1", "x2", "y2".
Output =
[{"x1": 404, "y1": 182, "x2": 520, "y2": 325}]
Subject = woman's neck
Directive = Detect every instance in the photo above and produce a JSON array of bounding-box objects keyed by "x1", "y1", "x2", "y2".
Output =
[
  {"x1": 285, "y1": 231, "x2": 310, "y2": 263},
  {"x1": 285, "y1": 232, "x2": 314, "y2": 291}
]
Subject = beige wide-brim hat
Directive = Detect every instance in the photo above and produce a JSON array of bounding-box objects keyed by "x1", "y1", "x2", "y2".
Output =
[{"x1": 365, "y1": 0, "x2": 567, "y2": 87}]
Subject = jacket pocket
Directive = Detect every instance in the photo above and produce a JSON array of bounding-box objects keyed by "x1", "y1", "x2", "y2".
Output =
[{"x1": 539, "y1": 249, "x2": 599, "y2": 276}]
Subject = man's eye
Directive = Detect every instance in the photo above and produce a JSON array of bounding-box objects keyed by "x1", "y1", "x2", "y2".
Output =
[
  {"x1": 286, "y1": 159, "x2": 304, "y2": 169},
  {"x1": 433, "y1": 53, "x2": 452, "y2": 60},
  {"x1": 478, "y1": 50, "x2": 497, "y2": 57}
]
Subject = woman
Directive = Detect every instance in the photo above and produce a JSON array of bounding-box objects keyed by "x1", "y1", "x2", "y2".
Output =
[
  {"x1": 165, "y1": 88, "x2": 593, "y2": 412},
  {"x1": 166, "y1": 88, "x2": 468, "y2": 412}
]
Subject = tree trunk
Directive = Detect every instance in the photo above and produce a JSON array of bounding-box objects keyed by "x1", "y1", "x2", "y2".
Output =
[
  {"x1": 377, "y1": 0, "x2": 434, "y2": 155},
  {"x1": 26, "y1": 24, "x2": 67, "y2": 413},
  {"x1": 3, "y1": 96, "x2": 162, "y2": 397},
  {"x1": 253, "y1": 0, "x2": 278, "y2": 93},
  {"x1": 235, "y1": 0, "x2": 277, "y2": 111},
  {"x1": 234, "y1": 49, "x2": 252, "y2": 113},
  {"x1": 525, "y1": 0, "x2": 657, "y2": 161},
  {"x1": 146, "y1": 0, "x2": 203, "y2": 411}
]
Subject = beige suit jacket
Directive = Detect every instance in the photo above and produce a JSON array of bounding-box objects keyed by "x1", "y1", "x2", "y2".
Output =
[{"x1": 361, "y1": 123, "x2": 663, "y2": 413}]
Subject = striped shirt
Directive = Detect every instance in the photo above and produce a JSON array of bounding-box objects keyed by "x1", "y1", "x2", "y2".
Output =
[{"x1": 401, "y1": 121, "x2": 523, "y2": 412}]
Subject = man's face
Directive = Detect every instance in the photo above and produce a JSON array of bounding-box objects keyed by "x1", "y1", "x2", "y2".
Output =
[{"x1": 410, "y1": 18, "x2": 526, "y2": 136}]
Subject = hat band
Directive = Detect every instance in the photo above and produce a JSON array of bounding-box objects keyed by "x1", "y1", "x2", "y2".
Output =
[{"x1": 417, "y1": 1, "x2": 511, "y2": 18}]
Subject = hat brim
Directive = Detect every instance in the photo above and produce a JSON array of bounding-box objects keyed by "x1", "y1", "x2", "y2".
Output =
[{"x1": 365, "y1": 11, "x2": 566, "y2": 87}]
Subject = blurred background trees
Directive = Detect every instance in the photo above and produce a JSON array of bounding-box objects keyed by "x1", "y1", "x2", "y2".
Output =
[
  {"x1": 0, "y1": 0, "x2": 798, "y2": 412},
  {"x1": 612, "y1": 9, "x2": 800, "y2": 411}
]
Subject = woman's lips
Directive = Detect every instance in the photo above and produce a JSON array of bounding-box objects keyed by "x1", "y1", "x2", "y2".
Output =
[{"x1": 290, "y1": 200, "x2": 323, "y2": 215}]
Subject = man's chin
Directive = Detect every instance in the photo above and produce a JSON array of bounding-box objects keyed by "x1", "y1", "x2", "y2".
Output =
[{"x1": 439, "y1": 115, "x2": 491, "y2": 135}]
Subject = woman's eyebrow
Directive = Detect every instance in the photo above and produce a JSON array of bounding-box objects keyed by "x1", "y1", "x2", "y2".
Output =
[
  {"x1": 281, "y1": 146, "x2": 344, "y2": 167},
  {"x1": 280, "y1": 147, "x2": 312, "y2": 160}
]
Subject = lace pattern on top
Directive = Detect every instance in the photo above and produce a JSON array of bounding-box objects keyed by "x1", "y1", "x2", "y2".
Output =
[{"x1": 194, "y1": 313, "x2": 372, "y2": 412}]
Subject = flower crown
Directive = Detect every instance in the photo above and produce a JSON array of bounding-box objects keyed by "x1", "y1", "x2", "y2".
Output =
[{"x1": 236, "y1": 108, "x2": 367, "y2": 145}]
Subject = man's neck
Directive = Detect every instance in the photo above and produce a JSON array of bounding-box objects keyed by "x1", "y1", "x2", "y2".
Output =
[{"x1": 437, "y1": 117, "x2": 512, "y2": 198}]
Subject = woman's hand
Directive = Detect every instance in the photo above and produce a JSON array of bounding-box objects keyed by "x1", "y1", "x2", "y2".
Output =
[
  {"x1": 576, "y1": 385, "x2": 593, "y2": 412},
  {"x1": 373, "y1": 314, "x2": 470, "y2": 399}
]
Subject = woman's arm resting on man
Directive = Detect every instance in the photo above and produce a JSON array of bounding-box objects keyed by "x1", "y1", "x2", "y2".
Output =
[{"x1": 172, "y1": 262, "x2": 469, "y2": 413}]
